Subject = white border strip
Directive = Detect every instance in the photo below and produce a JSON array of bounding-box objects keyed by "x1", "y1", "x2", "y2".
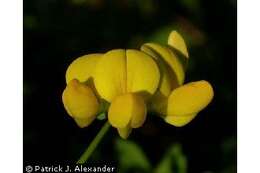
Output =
[
  {"x1": 238, "y1": 0, "x2": 260, "y2": 172},
  {"x1": 0, "y1": 0, "x2": 23, "y2": 172}
]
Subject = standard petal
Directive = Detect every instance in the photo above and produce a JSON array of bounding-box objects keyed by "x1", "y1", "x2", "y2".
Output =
[
  {"x1": 142, "y1": 43, "x2": 185, "y2": 85},
  {"x1": 94, "y1": 49, "x2": 127, "y2": 102},
  {"x1": 166, "y1": 80, "x2": 214, "y2": 126},
  {"x1": 141, "y1": 45, "x2": 179, "y2": 115},
  {"x1": 108, "y1": 93, "x2": 147, "y2": 129},
  {"x1": 62, "y1": 79, "x2": 99, "y2": 119},
  {"x1": 126, "y1": 49, "x2": 160, "y2": 99},
  {"x1": 168, "y1": 31, "x2": 189, "y2": 58},
  {"x1": 66, "y1": 53, "x2": 102, "y2": 84}
]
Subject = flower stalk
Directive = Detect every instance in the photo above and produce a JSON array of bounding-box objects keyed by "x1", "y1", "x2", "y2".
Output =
[{"x1": 77, "y1": 121, "x2": 111, "y2": 164}]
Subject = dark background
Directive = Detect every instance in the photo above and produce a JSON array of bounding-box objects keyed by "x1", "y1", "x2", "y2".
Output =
[{"x1": 24, "y1": 0, "x2": 236, "y2": 172}]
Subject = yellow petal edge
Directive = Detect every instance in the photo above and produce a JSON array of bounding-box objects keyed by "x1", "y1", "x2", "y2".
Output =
[
  {"x1": 117, "y1": 126, "x2": 132, "y2": 139},
  {"x1": 168, "y1": 31, "x2": 189, "y2": 58}
]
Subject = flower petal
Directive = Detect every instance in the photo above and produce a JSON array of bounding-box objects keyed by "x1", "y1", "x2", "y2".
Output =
[
  {"x1": 142, "y1": 43, "x2": 185, "y2": 85},
  {"x1": 66, "y1": 53, "x2": 102, "y2": 84},
  {"x1": 141, "y1": 45, "x2": 179, "y2": 115},
  {"x1": 62, "y1": 79, "x2": 99, "y2": 119},
  {"x1": 74, "y1": 117, "x2": 96, "y2": 128},
  {"x1": 94, "y1": 49, "x2": 127, "y2": 102},
  {"x1": 117, "y1": 126, "x2": 132, "y2": 139},
  {"x1": 168, "y1": 31, "x2": 189, "y2": 58},
  {"x1": 165, "y1": 113, "x2": 197, "y2": 127},
  {"x1": 126, "y1": 49, "x2": 160, "y2": 99},
  {"x1": 108, "y1": 93, "x2": 147, "y2": 129},
  {"x1": 94, "y1": 49, "x2": 160, "y2": 102},
  {"x1": 166, "y1": 80, "x2": 214, "y2": 126},
  {"x1": 129, "y1": 94, "x2": 147, "y2": 128}
]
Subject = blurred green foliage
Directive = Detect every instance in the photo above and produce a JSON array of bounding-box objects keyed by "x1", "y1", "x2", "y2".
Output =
[
  {"x1": 115, "y1": 139, "x2": 187, "y2": 173},
  {"x1": 155, "y1": 144, "x2": 187, "y2": 173},
  {"x1": 116, "y1": 139, "x2": 152, "y2": 173},
  {"x1": 113, "y1": 137, "x2": 236, "y2": 173}
]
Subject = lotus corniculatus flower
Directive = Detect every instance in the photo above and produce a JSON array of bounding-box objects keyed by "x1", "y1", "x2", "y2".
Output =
[{"x1": 62, "y1": 30, "x2": 214, "y2": 139}]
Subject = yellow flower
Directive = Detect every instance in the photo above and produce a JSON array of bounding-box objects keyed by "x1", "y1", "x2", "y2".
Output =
[
  {"x1": 94, "y1": 49, "x2": 160, "y2": 138},
  {"x1": 62, "y1": 54, "x2": 102, "y2": 128},
  {"x1": 141, "y1": 31, "x2": 214, "y2": 127},
  {"x1": 62, "y1": 49, "x2": 160, "y2": 138},
  {"x1": 61, "y1": 30, "x2": 214, "y2": 139}
]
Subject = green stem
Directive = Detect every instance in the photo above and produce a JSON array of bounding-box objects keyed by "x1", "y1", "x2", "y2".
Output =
[{"x1": 77, "y1": 121, "x2": 111, "y2": 164}]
